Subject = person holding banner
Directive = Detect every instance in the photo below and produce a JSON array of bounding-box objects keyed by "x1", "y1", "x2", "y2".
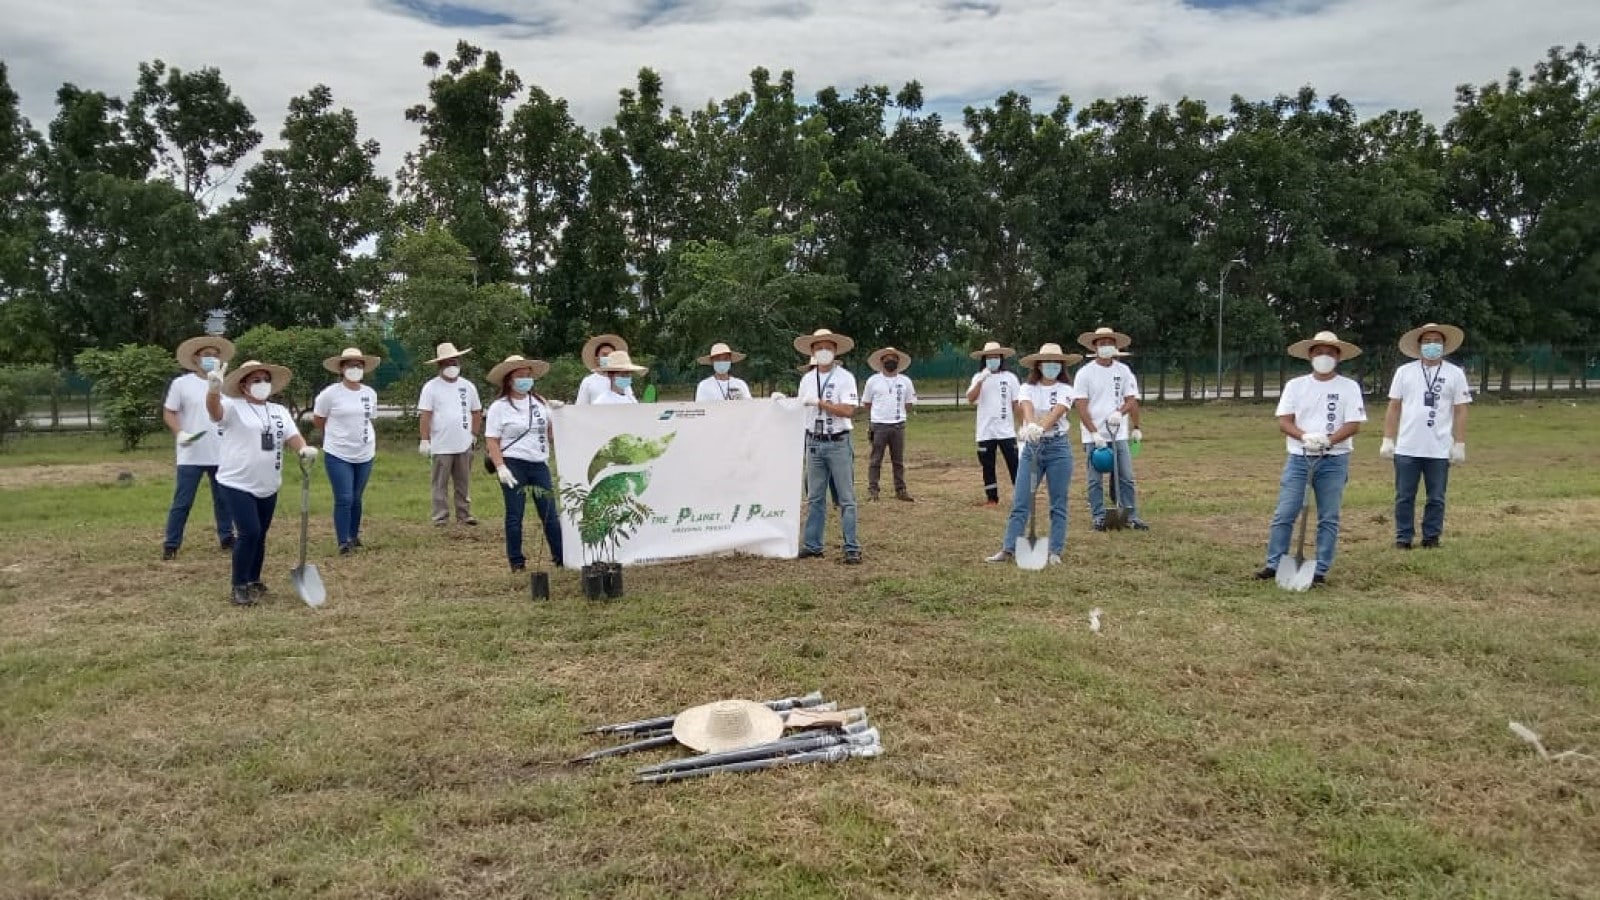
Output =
[
  {"x1": 162, "y1": 334, "x2": 237, "y2": 560},
  {"x1": 966, "y1": 340, "x2": 1020, "y2": 507},
  {"x1": 986, "y1": 343, "x2": 1083, "y2": 566},
  {"x1": 484, "y1": 355, "x2": 564, "y2": 573},
  {"x1": 695, "y1": 342, "x2": 752, "y2": 402},
  {"x1": 592, "y1": 351, "x2": 647, "y2": 405},
  {"x1": 861, "y1": 347, "x2": 917, "y2": 502},
  {"x1": 576, "y1": 334, "x2": 635, "y2": 405},
  {"x1": 794, "y1": 329, "x2": 862, "y2": 564}
]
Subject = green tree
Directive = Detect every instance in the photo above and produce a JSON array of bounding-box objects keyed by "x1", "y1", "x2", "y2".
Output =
[
  {"x1": 75, "y1": 343, "x2": 175, "y2": 450},
  {"x1": 0, "y1": 61, "x2": 52, "y2": 366},
  {"x1": 126, "y1": 59, "x2": 262, "y2": 205}
]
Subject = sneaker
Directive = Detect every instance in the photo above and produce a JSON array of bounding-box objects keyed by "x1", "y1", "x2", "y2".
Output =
[
  {"x1": 1253, "y1": 567, "x2": 1277, "y2": 580},
  {"x1": 510, "y1": 561, "x2": 526, "y2": 573},
  {"x1": 230, "y1": 585, "x2": 255, "y2": 607},
  {"x1": 462, "y1": 517, "x2": 479, "y2": 526},
  {"x1": 842, "y1": 550, "x2": 863, "y2": 565},
  {"x1": 1047, "y1": 553, "x2": 1063, "y2": 566},
  {"x1": 985, "y1": 550, "x2": 1014, "y2": 563},
  {"x1": 984, "y1": 498, "x2": 999, "y2": 507},
  {"x1": 1092, "y1": 519, "x2": 1106, "y2": 532},
  {"x1": 247, "y1": 582, "x2": 268, "y2": 600},
  {"x1": 338, "y1": 543, "x2": 354, "y2": 556},
  {"x1": 1312, "y1": 574, "x2": 1328, "y2": 586},
  {"x1": 798, "y1": 548, "x2": 824, "y2": 559},
  {"x1": 1420, "y1": 538, "x2": 1440, "y2": 549},
  {"x1": 868, "y1": 489, "x2": 880, "y2": 501},
  {"x1": 352, "y1": 537, "x2": 363, "y2": 549},
  {"x1": 219, "y1": 536, "x2": 235, "y2": 551},
  {"x1": 161, "y1": 546, "x2": 177, "y2": 561},
  {"x1": 1130, "y1": 520, "x2": 1149, "y2": 531},
  {"x1": 432, "y1": 519, "x2": 449, "y2": 528},
  {"x1": 895, "y1": 491, "x2": 915, "y2": 502},
  {"x1": 1395, "y1": 541, "x2": 1412, "y2": 550}
]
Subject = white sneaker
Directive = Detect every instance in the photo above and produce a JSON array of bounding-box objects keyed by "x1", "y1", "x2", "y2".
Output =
[
  {"x1": 985, "y1": 550, "x2": 1013, "y2": 563},
  {"x1": 1047, "y1": 553, "x2": 1063, "y2": 566}
]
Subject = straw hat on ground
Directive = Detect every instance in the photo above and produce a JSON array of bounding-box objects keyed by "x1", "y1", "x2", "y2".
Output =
[
  {"x1": 1287, "y1": 330, "x2": 1363, "y2": 360},
  {"x1": 581, "y1": 334, "x2": 628, "y2": 370},
  {"x1": 697, "y1": 342, "x2": 747, "y2": 365},
  {"x1": 1077, "y1": 326, "x2": 1132, "y2": 351},
  {"x1": 424, "y1": 342, "x2": 472, "y2": 364},
  {"x1": 1019, "y1": 343, "x2": 1085, "y2": 367},
  {"x1": 868, "y1": 347, "x2": 912, "y2": 374},
  {"x1": 1397, "y1": 323, "x2": 1465, "y2": 359},
  {"x1": 597, "y1": 350, "x2": 648, "y2": 374},
  {"x1": 175, "y1": 335, "x2": 235, "y2": 373},
  {"x1": 222, "y1": 360, "x2": 291, "y2": 399},
  {"x1": 968, "y1": 340, "x2": 1015, "y2": 360},
  {"x1": 672, "y1": 699, "x2": 785, "y2": 752},
  {"x1": 486, "y1": 355, "x2": 552, "y2": 386},
  {"x1": 793, "y1": 328, "x2": 855, "y2": 356},
  {"x1": 322, "y1": 346, "x2": 382, "y2": 375}
]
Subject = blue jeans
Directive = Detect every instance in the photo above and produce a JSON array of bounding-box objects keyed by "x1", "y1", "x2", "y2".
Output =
[
  {"x1": 1004, "y1": 436, "x2": 1073, "y2": 555},
  {"x1": 1394, "y1": 454, "x2": 1450, "y2": 543},
  {"x1": 323, "y1": 454, "x2": 374, "y2": 546},
  {"x1": 1265, "y1": 453, "x2": 1350, "y2": 576},
  {"x1": 163, "y1": 464, "x2": 232, "y2": 550},
  {"x1": 218, "y1": 484, "x2": 278, "y2": 588},
  {"x1": 502, "y1": 458, "x2": 563, "y2": 567},
  {"x1": 803, "y1": 436, "x2": 859, "y2": 553},
  {"x1": 1084, "y1": 440, "x2": 1138, "y2": 522}
]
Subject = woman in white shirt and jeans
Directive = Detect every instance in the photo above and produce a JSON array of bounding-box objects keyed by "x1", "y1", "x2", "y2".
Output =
[
  {"x1": 313, "y1": 347, "x2": 381, "y2": 555},
  {"x1": 985, "y1": 344, "x2": 1083, "y2": 566},
  {"x1": 484, "y1": 355, "x2": 565, "y2": 573}
]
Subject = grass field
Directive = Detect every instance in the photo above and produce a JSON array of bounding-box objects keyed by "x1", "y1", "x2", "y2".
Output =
[{"x1": 3, "y1": 399, "x2": 1599, "y2": 899}]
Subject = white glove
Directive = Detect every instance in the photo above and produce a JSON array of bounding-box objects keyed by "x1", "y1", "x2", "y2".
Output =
[
  {"x1": 496, "y1": 465, "x2": 518, "y2": 489},
  {"x1": 177, "y1": 430, "x2": 205, "y2": 445},
  {"x1": 548, "y1": 399, "x2": 566, "y2": 409},
  {"x1": 206, "y1": 361, "x2": 228, "y2": 394},
  {"x1": 417, "y1": 439, "x2": 431, "y2": 456},
  {"x1": 1018, "y1": 422, "x2": 1045, "y2": 444},
  {"x1": 1379, "y1": 437, "x2": 1395, "y2": 459},
  {"x1": 298, "y1": 446, "x2": 319, "y2": 461},
  {"x1": 770, "y1": 392, "x2": 787, "y2": 401},
  {"x1": 1302, "y1": 433, "x2": 1329, "y2": 453},
  {"x1": 1091, "y1": 432, "x2": 1108, "y2": 450},
  {"x1": 803, "y1": 397, "x2": 820, "y2": 408},
  {"x1": 1106, "y1": 412, "x2": 1123, "y2": 429},
  {"x1": 971, "y1": 370, "x2": 988, "y2": 383},
  {"x1": 1130, "y1": 428, "x2": 1142, "y2": 444},
  {"x1": 1451, "y1": 442, "x2": 1466, "y2": 464}
]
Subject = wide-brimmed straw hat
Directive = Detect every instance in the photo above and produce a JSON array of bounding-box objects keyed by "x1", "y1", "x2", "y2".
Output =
[
  {"x1": 697, "y1": 342, "x2": 747, "y2": 365},
  {"x1": 1397, "y1": 322, "x2": 1465, "y2": 359},
  {"x1": 968, "y1": 340, "x2": 1015, "y2": 360},
  {"x1": 597, "y1": 349, "x2": 648, "y2": 375},
  {"x1": 1019, "y1": 343, "x2": 1085, "y2": 367},
  {"x1": 1287, "y1": 330, "x2": 1363, "y2": 360},
  {"x1": 486, "y1": 355, "x2": 552, "y2": 386},
  {"x1": 1077, "y1": 326, "x2": 1132, "y2": 351},
  {"x1": 793, "y1": 328, "x2": 855, "y2": 356},
  {"x1": 175, "y1": 335, "x2": 235, "y2": 373},
  {"x1": 581, "y1": 334, "x2": 629, "y2": 370},
  {"x1": 671, "y1": 699, "x2": 785, "y2": 752},
  {"x1": 222, "y1": 360, "x2": 291, "y2": 398},
  {"x1": 322, "y1": 346, "x2": 382, "y2": 375},
  {"x1": 424, "y1": 342, "x2": 472, "y2": 364},
  {"x1": 868, "y1": 347, "x2": 912, "y2": 374}
]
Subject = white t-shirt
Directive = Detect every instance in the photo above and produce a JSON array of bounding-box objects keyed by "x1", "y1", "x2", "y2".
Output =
[
  {"x1": 486, "y1": 395, "x2": 552, "y2": 463},
  {"x1": 215, "y1": 398, "x2": 301, "y2": 498},
  {"x1": 796, "y1": 365, "x2": 859, "y2": 435},
  {"x1": 695, "y1": 375, "x2": 751, "y2": 402},
  {"x1": 862, "y1": 373, "x2": 916, "y2": 425},
  {"x1": 970, "y1": 371, "x2": 1022, "y2": 442},
  {"x1": 1276, "y1": 373, "x2": 1367, "y2": 455},
  {"x1": 1021, "y1": 380, "x2": 1081, "y2": 439},
  {"x1": 1389, "y1": 361, "x2": 1472, "y2": 458},
  {"x1": 313, "y1": 383, "x2": 377, "y2": 464},
  {"x1": 576, "y1": 371, "x2": 634, "y2": 405},
  {"x1": 164, "y1": 373, "x2": 222, "y2": 466},
  {"x1": 1074, "y1": 361, "x2": 1140, "y2": 443},
  {"x1": 417, "y1": 376, "x2": 482, "y2": 455}
]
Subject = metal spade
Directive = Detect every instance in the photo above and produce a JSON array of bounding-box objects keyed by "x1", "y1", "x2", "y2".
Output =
[
  {"x1": 1102, "y1": 419, "x2": 1130, "y2": 530},
  {"x1": 290, "y1": 455, "x2": 326, "y2": 608},
  {"x1": 1276, "y1": 454, "x2": 1321, "y2": 592},
  {"x1": 1015, "y1": 445, "x2": 1049, "y2": 571}
]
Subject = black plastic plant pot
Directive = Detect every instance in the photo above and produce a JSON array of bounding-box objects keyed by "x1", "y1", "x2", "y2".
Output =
[
  {"x1": 581, "y1": 564, "x2": 605, "y2": 600},
  {"x1": 529, "y1": 571, "x2": 550, "y2": 601},
  {"x1": 602, "y1": 563, "x2": 624, "y2": 599}
]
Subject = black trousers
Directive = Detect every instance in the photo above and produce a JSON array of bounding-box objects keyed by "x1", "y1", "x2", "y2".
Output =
[{"x1": 977, "y1": 437, "x2": 1019, "y2": 502}]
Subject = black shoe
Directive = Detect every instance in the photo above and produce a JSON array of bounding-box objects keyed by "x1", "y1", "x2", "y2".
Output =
[
  {"x1": 510, "y1": 561, "x2": 526, "y2": 573},
  {"x1": 798, "y1": 548, "x2": 824, "y2": 559},
  {"x1": 352, "y1": 537, "x2": 363, "y2": 549},
  {"x1": 895, "y1": 491, "x2": 915, "y2": 502},
  {"x1": 1093, "y1": 519, "x2": 1107, "y2": 532},
  {"x1": 1395, "y1": 541, "x2": 1412, "y2": 550},
  {"x1": 1253, "y1": 567, "x2": 1277, "y2": 580},
  {"x1": 1312, "y1": 574, "x2": 1327, "y2": 586},
  {"x1": 1130, "y1": 519, "x2": 1149, "y2": 531},
  {"x1": 247, "y1": 582, "x2": 268, "y2": 600},
  {"x1": 230, "y1": 585, "x2": 255, "y2": 606},
  {"x1": 462, "y1": 517, "x2": 479, "y2": 526},
  {"x1": 219, "y1": 536, "x2": 234, "y2": 551},
  {"x1": 842, "y1": 550, "x2": 863, "y2": 565},
  {"x1": 162, "y1": 546, "x2": 177, "y2": 561},
  {"x1": 338, "y1": 542, "x2": 354, "y2": 556},
  {"x1": 868, "y1": 490, "x2": 880, "y2": 501},
  {"x1": 1420, "y1": 538, "x2": 1440, "y2": 549}
]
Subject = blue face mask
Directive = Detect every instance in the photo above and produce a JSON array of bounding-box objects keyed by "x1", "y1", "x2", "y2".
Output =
[
  {"x1": 712, "y1": 360, "x2": 732, "y2": 375},
  {"x1": 984, "y1": 357, "x2": 1001, "y2": 372},
  {"x1": 1040, "y1": 362, "x2": 1063, "y2": 380},
  {"x1": 199, "y1": 356, "x2": 219, "y2": 372},
  {"x1": 1420, "y1": 342, "x2": 1444, "y2": 361},
  {"x1": 512, "y1": 377, "x2": 534, "y2": 393},
  {"x1": 597, "y1": 354, "x2": 611, "y2": 368},
  {"x1": 615, "y1": 376, "x2": 633, "y2": 390}
]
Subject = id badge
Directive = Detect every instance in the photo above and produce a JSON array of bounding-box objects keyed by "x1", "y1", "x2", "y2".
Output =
[
  {"x1": 260, "y1": 430, "x2": 276, "y2": 451},
  {"x1": 1423, "y1": 391, "x2": 1438, "y2": 408}
]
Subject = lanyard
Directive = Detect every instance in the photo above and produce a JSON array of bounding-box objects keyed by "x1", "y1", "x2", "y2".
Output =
[
  {"x1": 813, "y1": 369, "x2": 835, "y2": 434},
  {"x1": 1421, "y1": 362, "x2": 1444, "y2": 398},
  {"x1": 715, "y1": 378, "x2": 730, "y2": 401}
]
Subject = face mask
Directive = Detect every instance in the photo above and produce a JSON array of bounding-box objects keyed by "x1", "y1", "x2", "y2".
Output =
[
  {"x1": 984, "y1": 357, "x2": 1001, "y2": 372},
  {"x1": 248, "y1": 381, "x2": 272, "y2": 401},
  {"x1": 199, "y1": 356, "x2": 219, "y2": 373},
  {"x1": 343, "y1": 367, "x2": 364, "y2": 383},
  {"x1": 1040, "y1": 362, "x2": 1062, "y2": 380},
  {"x1": 615, "y1": 376, "x2": 633, "y2": 390},
  {"x1": 1097, "y1": 345, "x2": 1117, "y2": 359},
  {"x1": 597, "y1": 354, "x2": 611, "y2": 368},
  {"x1": 1420, "y1": 342, "x2": 1444, "y2": 361},
  {"x1": 712, "y1": 360, "x2": 732, "y2": 375},
  {"x1": 813, "y1": 349, "x2": 835, "y2": 366},
  {"x1": 441, "y1": 365, "x2": 460, "y2": 380},
  {"x1": 882, "y1": 359, "x2": 899, "y2": 373},
  {"x1": 512, "y1": 377, "x2": 534, "y2": 393},
  {"x1": 1311, "y1": 354, "x2": 1338, "y2": 375}
]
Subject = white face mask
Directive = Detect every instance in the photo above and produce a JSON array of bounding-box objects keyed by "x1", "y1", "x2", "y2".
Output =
[
  {"x1": 343, "y1": 367, "x2": 364, "y2": 383},
  {"x1": 1097, "y1": 344, "x2": 1117, "y2": 359},
  {"x1": 813, "y1": 349, "x2": 835, "y2": 366},
  {"x1": 1311, "y1": 354, "x2": 1338, "y2": 375},
  {"x1": 248, "y1": 381, "x2": 272, "y2": 401},
  {"x1": 441, "y1": 365, "x2": 460, "y2": 380}
]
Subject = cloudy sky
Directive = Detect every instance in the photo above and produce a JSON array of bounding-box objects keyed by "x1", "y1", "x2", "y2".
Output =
[{"x1": 3, "y1": 0, "x2": 1596, "y2": 177}]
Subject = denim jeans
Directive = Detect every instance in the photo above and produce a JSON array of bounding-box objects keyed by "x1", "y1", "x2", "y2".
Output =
[
  {"x1": 977, "y1": 438, "x2": 1019, "y2": 502},
  {"x1": 323, "y1": 454, "x2": 374, "y2": 546},
  {"x1": 1265, "y1": 453, "x2": 1350, "y2": 576},
  {"x1": 218, "y1": 484, "x2": 278, "y2": 587},
  {"x1": 163, "y1": 464, "x2": 232, "y2": 550},
  {"x1": 1394, "y1": 454, "x2": 1450, "y2": 543},
  {"x1": 1084, "y1": 440, "x2": 1138, "y2": 522},
  {"x1": 501, "y1": 458, "x2": 563, "y2": 568},
  {"x1": 1003, "y1": 436, "x2": 1073, "y2": 555},
  {"x1": 803, "y1": 436, "x2": 859, "y2": 553}
]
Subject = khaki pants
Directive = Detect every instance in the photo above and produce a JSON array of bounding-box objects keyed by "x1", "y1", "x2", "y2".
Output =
[
  {"x1": 868, "y1": 422, "x2": 907, "y2": 494},
  {"x1": 430, "y1": 450, "x2": 474, "y2": 523}
]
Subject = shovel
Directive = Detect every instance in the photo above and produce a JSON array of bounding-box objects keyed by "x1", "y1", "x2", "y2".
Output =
[
  {"x1": 290, "y1": 455, "x2": 326, "y2": 608},
  {"x1": 1276, "y1": 454, "x2": 1321, "y2": 592},
  {"x1": 1102, "y1": 420, "x2": 1130, "y2": 530},
  {"x1": 1015, "y1": 443, "x2": 1048, "y2": 571}
]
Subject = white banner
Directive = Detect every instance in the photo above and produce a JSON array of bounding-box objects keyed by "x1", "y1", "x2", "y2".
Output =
[{"x1": 550, "y1": 399, "x2": 806, "y2": 567}]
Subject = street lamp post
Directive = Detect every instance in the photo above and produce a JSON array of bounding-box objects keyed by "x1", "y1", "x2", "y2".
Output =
[{"x1": 1217, "y1": 258, "x2": 1247, "y2": 399}]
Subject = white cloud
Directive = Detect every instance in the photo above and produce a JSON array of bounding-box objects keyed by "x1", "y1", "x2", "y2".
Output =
[{"x1": 2, "y1": 0, "x2": 1596, "y2": 181}]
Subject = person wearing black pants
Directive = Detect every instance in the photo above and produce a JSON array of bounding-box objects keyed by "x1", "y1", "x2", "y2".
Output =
[
  {"x1": 966, "y1": 341, "x2": 1023, "y2": 506},
  {"x1": 977, "y1": 438, "x2": 1020, "y2": 505}
]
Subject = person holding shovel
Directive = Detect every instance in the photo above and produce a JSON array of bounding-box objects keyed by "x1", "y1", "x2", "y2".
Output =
[
  {"x1": 966, "y1": 341, "x2": 1021, "y2": 507},
  {"x1": 985, "y1": 343, "x2": 1084, "y2": 566},
  {"x1": 203, "y1": 359, "x2": 318, "y2": 607},
  {"x1": 695, "y1": 342, "x2": 752, "y2": 402},
  {"x1": 576, "y1": 334, "x2": 635, "y2": 405},
  {"x1": 1074, "y1": 326, "x2": 1147, "y2": 531},
  {"x1": 417, "y1": 342, "x2": 483, "y2": 527},
  {"x1": 161, "y1": 335, "x2": 237, "y2": 560},
  {"x1": 1255, "y1": 331, "x2": 1367, "y2": 586},
  {"x1": 861, "y1": 347, "x2": 918, "y2": 502},
  {"x1": 794, "y1": 328, "x2": 862, "y2": 564},
  {"x1": 1381, "y1": 323, "x2": 1472, "y2": 549},
  {"x1": 313, "y1": 347, "x2": 381, "y2": 555},
  {"x1": 484, "y1": 355, "x2": 564, "y2": 574}
]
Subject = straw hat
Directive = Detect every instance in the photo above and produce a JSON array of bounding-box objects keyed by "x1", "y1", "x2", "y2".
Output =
[
  {"x1": 322, "y1": 346, "x2": 382, "y2": 375},
  {"x1": 797, "y1": 354, "x2": 818, "y2": 373},
  {"x1": 793, "y1": 328, "x2": 855, "y2": 356},
  {"x1": 1397, "y1": 322, "x2": 1465, "y2": 359},
  {"x1": 1287, "y1": 330, "x2": 1363, "y2": 360},
  {"x1": 697, "y1": 342, "x2": 747, "y2": 365},
  {"x1": 424, "y1": 342, "x2": 472, "y2": 364},
  {"x1": 1019, "y1": 343, "x2": 1085, "y2": 367},
  {"x1": 581, "y1": 333, "x2": 629, "y2": 370},
  {"x1": 1077, "y1": 326, "x2": 1132, "y2": 351},
  {"x1": 671, "y1": 699, "x2": 785, "y2": 752},
  {"x1": 222, "y1": 360, "x2": 291, "y2": 399},
  {"x1": 868, "y1": 347, "x2": 912, "y2": 374},
  {"x1": 968, "y1": 340, "x2": 1015, "y2": 360},
  {"x1": 486, "y1": 355, "x2": 552, "y2": 386},
  {"x1": 597, "y1": 349, "x2": 648, "y2": 374},
  {"x1": 175, "y1": 335, "x2": 235, "y2": 373}
]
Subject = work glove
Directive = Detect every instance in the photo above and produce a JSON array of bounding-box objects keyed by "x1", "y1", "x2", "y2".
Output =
[
  {"x1": 496, "y1": 465, "x2": 518, "y2": 489},
  {"x1": 1379, "y1": 437, "x2": 1396, "y2": 459},
  {"x1": 1018, "y1": 422, "x2": 1044, "y2": 444},
  {"x1": 1091, "y1": 432, "x2": 1108, "y2": 450},
  {"x1": 803, "y1": 397, "x2": 820, "y2": 408},
  {"x1": 176, "y1": 430, "x2": 206, "y2": 445},
  {"x1": 1106, "y1": 412, "x2": 1123, "y2": 429},
  {"x1": 548, "y1": 399, "x2": 566, "y2": 409},
  {"x1": 206, "y1": 361, "x2": 228, "y2": 394},
  {"x1": 1301, "y1": 433, "x2": 1330, "y2": 453},
  {"x1": 417, "y1": 439, "x2": 431, "y2": 456},
  {"x1": 971, "y1": 370, "x2": 988, "y2": 384},
  {"x1": 769, "y1": 392, "x2": 787, "y2": 401},
  {"x1": 298, "y1": 446, "x2": 319, "y2": 461},
  {"x1": 1451, "y1": 442, "x2": 1466, "y2": 464},
  {"x1": 1130, "y1": 428, "x2": 1143, "y2": 444}
]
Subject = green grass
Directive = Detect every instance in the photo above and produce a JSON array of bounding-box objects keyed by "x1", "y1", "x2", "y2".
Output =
[{"x1": 2, "y1": 399, "x2": 1599, "y2": 898}]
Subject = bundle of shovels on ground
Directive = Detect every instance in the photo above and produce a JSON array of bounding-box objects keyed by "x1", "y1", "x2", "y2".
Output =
[{"x1": 569, "y1": 690, "x2": 883, "y2": 784}]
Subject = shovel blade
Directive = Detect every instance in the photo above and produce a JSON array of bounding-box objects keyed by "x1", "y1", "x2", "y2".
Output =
[
  {"x1": 1015, "y1": 537, "x2": 1049, "y2": 571},
  {"x1": 1276, "y1": 557, "x2": 1313, "y2": 592},
  {"x1": 1104, "y1": 510, "x2": 1128, "y2": 531},
  {"x1": 292, "y1": 564, "x2": 326, "y2": 608}
]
